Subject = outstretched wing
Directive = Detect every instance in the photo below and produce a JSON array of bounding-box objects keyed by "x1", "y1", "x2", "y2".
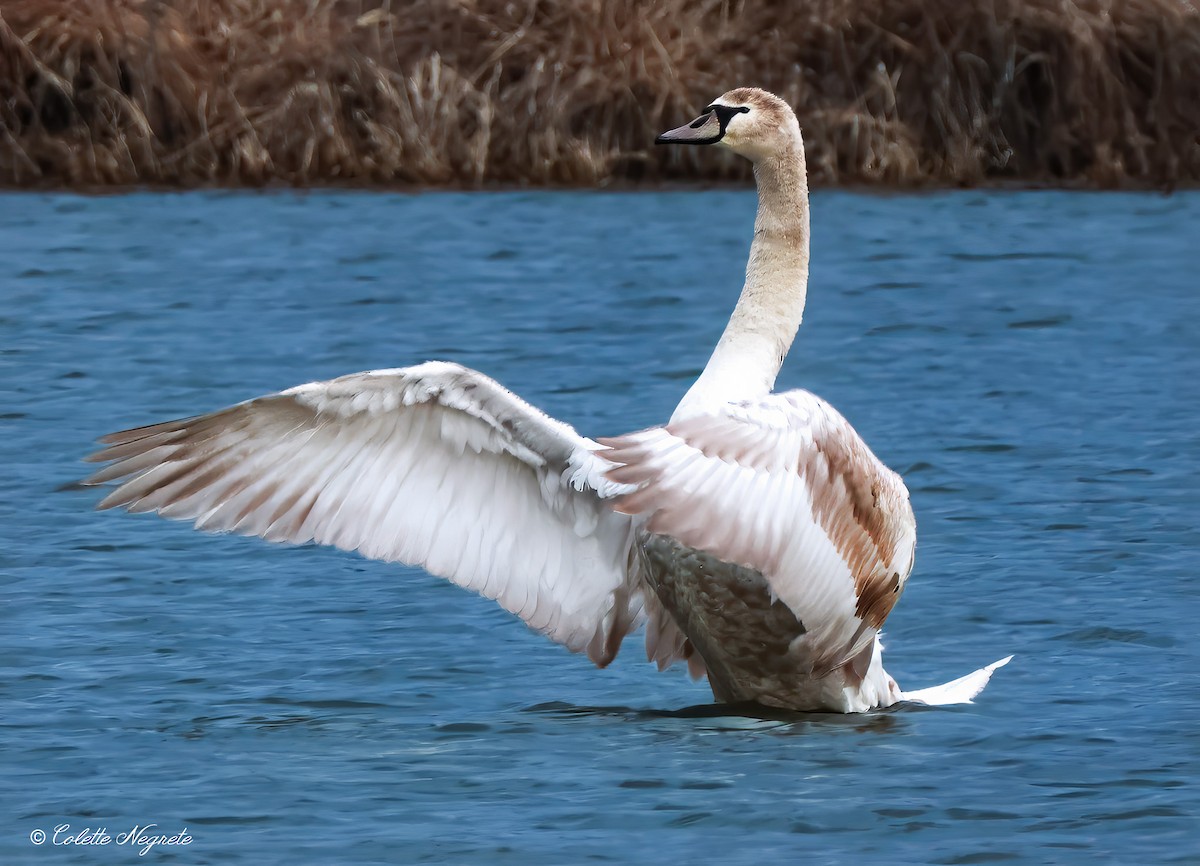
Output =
[
  {"x1": 599, "y1": 389, "x2": 916, "y2": 676},
  {"x1": 85, "y1": 361, "x2": 643, "y2": 665}
]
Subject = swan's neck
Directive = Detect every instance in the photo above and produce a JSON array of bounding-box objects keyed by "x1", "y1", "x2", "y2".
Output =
[{"x1": 673, "y1": 143, "x2": 810, "y2": 421}]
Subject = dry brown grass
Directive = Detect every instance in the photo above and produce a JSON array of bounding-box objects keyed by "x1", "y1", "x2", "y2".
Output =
[{"x1": 1, "y1": 0, "x2": 1197, "y2": 188}]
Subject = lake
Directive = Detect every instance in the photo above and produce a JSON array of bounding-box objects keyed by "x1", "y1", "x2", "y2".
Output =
[{"x1": 2, "y1": 189, "x2": 1197, "y2": 864}]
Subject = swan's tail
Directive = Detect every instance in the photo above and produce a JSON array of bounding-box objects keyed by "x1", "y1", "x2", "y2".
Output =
[{"x1": 900, "y1": 656, "x2": 1013, "y2": 707}]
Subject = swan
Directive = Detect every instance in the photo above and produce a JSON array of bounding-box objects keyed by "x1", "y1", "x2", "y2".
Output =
[{"x1": 84, "y1": 87, "x2": 1009, "y2": 713}]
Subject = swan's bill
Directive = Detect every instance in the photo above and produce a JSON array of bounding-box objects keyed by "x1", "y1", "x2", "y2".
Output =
[{"x1": 656, "y1": 104, "x2": 749, "y2": 146}]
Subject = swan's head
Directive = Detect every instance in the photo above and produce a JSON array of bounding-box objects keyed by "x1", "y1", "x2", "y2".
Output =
[{"x1": 656, "y1": 88, "x2": 800, "y2": 162}]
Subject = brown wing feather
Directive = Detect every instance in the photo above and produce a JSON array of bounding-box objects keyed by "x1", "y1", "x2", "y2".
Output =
[{"x1": 803, "y1": 414, "x2": 912, "y2": 628}]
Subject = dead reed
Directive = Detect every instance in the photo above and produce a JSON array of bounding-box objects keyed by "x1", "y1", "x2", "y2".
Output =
[{"x1": 1, "y1": 0, "x2": 1197, "y2": 188}]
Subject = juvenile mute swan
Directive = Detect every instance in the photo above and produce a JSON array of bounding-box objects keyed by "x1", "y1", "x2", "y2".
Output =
[{"x1": 86, "y1": 88, "x2": 1008, "y2": 713}]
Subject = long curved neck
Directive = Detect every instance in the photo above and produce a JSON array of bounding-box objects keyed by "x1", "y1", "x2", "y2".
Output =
[{"x1": 673, "y1": 139, "x2": 810, "y2": 421}]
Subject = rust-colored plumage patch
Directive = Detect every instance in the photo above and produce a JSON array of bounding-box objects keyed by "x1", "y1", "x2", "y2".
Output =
[{"x1": 803, "y1": 420, "x2": 908, "y2": 629}]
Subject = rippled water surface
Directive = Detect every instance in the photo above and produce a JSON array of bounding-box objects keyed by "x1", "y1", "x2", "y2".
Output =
[{"x1": 3, "y1": 190, "x2": 1197, "y2": 864}]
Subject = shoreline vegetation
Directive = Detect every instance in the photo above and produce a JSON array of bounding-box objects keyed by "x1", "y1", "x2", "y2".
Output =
[{"x1": 1, "y1": 0, "x2": 1198, "y2": 190}]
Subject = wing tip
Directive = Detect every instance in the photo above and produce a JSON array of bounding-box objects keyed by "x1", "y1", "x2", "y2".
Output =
[
  {"x1": 988, "y1": 654, "x2": 1015, "y2": 672},
  {"x1": 901, "y1": 653, "x2": 1013, "y2": 707},
  {"x1": 95, "y1": 417, "x2": 190, "y2": 446}
]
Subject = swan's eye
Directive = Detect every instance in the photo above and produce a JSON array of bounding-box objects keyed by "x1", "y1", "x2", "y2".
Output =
[{"x1": 702, "y1": 104, "x2": 751, "y2": 135}]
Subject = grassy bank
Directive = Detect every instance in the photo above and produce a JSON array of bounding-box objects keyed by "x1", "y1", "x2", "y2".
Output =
[{"x1": 1, "y1": 0, "x2": 1197, "y2": 189}]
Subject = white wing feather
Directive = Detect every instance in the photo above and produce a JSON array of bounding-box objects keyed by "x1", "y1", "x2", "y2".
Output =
[{"x1": 85, "y1": 361, "x2": 643, "y2": 665}]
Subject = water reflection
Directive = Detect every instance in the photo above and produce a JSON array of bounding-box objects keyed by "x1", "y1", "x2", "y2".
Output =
[{"x1": 524, "y1": 700, "x2": 911, "y2": 734}]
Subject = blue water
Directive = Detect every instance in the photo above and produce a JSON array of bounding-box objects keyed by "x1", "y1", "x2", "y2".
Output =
[{"x1": 2, "y1": 190, "x2": 1197, "y2": 864}]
